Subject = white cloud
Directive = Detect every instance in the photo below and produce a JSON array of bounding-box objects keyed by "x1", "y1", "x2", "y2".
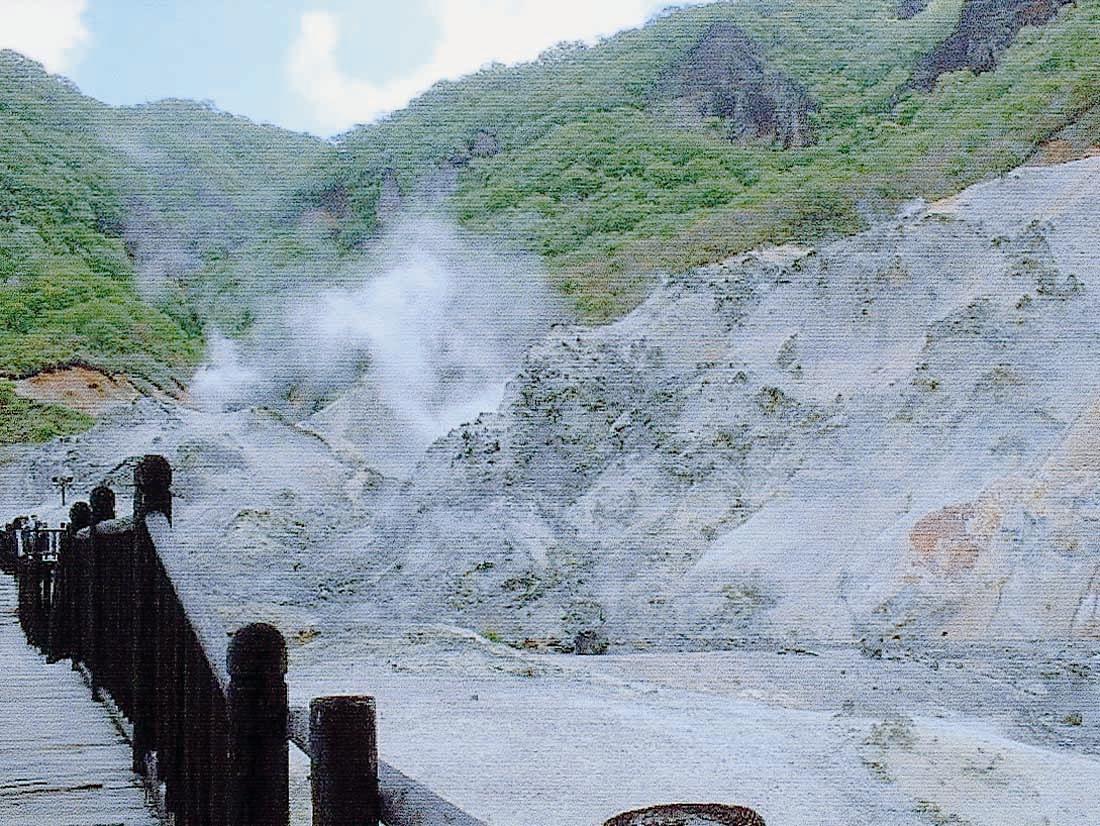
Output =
[
  {"x1": 0, "y1": 0, "x2": 90, "y2": 73},
  {"x1": 288, "y1": 1, "x2": 691, "y2": 135}
]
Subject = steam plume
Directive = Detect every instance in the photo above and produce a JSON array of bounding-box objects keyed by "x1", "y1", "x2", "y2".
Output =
[{"x1": 191, "y1": 216, "x2": 565, "y2": 474}]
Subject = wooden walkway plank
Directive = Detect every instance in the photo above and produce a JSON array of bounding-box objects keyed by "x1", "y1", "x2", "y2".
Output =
[{"x1": 0, "y1": 576, "x2": 159, "y2": 826}]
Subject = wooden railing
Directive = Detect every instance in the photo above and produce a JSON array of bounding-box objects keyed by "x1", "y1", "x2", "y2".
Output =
[{"x1": 2, "y1": 455, "x2": 488, "y2": 826}]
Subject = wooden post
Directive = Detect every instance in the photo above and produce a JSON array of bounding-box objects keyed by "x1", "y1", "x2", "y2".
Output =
[
  {"x1": 39, "y1": 537, "x2": 55, "y2": 659},
  {"x1": 15, "y1": 538, "x2": 31, "y2": 639},
  {"x1": 84, "y1": 489, "x2": 113, "y2": 688},
  {"x1": 153, "y1": 570, "x2": 171, "y2": 785},
  {"x1": 161, "y1": 599, "x2": 182, "y2": 813},
  {"x1": 68, "y1": 503, "x2": 92, "y2": 533},
  {"x1": 227, "y1": 623, "x2": 288, "y2": 826},
  {"x1": 90, "y1": 484, "x2": 117, "y2": 525},
  {"x1": 208, "y1": 689, "x2": 229, "y2": 826},
  {"x1": 134, "y1": 455, "x2": 172, "y2": 523},
  {"x1": 51, "y1": 503, "x2": 90, "y2": 663},
  {"x1": 70, "y1": 532, "x2": 89, "y2": 670},
  {"x1": 1, "y1": 525, "x2": 11, "y2": 574},
  {"x1": 310, "y1": 696, "x2": 380, "y2": 826},
  {"x1": 85, "y1": 532, "x2": 98, "y2": 684},
  {"x1": 130, "y1": 528, "x2": 156, "y2": 774}
]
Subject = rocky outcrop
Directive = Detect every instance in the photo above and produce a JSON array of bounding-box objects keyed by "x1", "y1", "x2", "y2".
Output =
[
  {"x1": 12, "y1": 366, "x2": 143, "y2": 415},
  {"x1": 374, "y1": 168, "x2": 402, "y2": 222},
  {"x1": 470, "y1": 129, "x2": 500, "y2": 158},
  {"x1": 896, "y1": 0, "x2": 931, "y2": 19},
  {"x1": 911, "y1": 0, "x2": 1073, "y2": 91},
  {"x1": 1029, "y1": 104, "x2": 1100, "y2": 166},
  {"x1": 667, "y1": 23, "x2": 817, "y2": 148},
  {"x1": 449, "y1": 128, "x2": 501, "y2": 167},
  {"x1": 573, "y1": 628, "x2": 609, "y2": 655}
]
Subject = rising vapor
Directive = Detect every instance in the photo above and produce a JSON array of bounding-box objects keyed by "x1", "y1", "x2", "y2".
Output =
[{"x1": 191, "y1": 215, "x2": 566, "y2": 475}]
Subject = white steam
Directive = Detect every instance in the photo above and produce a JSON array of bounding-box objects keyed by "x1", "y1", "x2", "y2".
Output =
[{"x1": 190, "y1": 217, "x2": 565, "y2": 475}]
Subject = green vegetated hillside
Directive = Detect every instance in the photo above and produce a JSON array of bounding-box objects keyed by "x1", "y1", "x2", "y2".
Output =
[
  {"x1": 0, "y1": 53, "x2": 194, "y2": 380},
  {"x1": 2, "y1": 0, "x2": 1099, "y2": 443},
  {"x1": 0, "y1": 379, "x2": 92, "y2": 444},
  {"x1": 332, "y1": 0, "x2": 1100, "y2": 317},
  {"x1": 0, "y1": 50, "x2": 333, "y2": 440}
]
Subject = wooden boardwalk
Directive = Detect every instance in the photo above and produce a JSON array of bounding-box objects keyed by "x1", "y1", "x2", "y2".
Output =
[{"x1": 0, "y1": 575, "x2": 158, "y2": 826}]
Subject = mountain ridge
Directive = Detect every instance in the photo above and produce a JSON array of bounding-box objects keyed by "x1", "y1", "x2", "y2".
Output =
[{"x1": 2, "y1": 0, "x2": 1099, "y2": 444}]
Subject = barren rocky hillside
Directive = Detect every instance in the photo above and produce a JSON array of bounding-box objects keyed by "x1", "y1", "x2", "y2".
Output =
[
  {"x1": 304, "y1": 157, "x2": 1100, "y2": 654},
  {"x1": 7, "y1": 157, "x2": 1099, "y2": 658}
]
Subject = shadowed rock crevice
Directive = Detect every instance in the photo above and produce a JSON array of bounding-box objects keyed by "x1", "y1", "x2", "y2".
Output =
[
  {"x1": 663, "y1": 22, "x2": 818, "y2": 148},
  {"x1": 910, "y1": 0, "x2": 1074, "y2": 91}
]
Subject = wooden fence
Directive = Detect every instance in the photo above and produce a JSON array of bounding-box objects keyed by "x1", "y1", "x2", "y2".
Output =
[{"x1": 1, "y1": 455, "x2": 487, "y2": 826}]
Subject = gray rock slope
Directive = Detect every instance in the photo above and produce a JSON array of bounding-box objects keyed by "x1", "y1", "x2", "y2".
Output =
[
  {"x1": 5, "y1": 158, "x2": 1099, "y2": 660},
  {"x1": 339, "y1": 157, "x2": 1100, "y2": 651}
]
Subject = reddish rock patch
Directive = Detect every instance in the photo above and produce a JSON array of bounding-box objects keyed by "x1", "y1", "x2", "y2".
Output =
[
  {"x1": 1032, "y1": 139, "x2": 1100, "y2": 166},
  {"x1": 13, "y1": 366, "x2": 141, "y2": 415},
  {"x1": 909, "y1": 503, "x2": 997, "y2": 573}
]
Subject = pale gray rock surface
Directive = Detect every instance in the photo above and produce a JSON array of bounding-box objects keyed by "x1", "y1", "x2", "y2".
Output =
[{"x1": 334, "y1": 157, "x2": 1100, "y2": 654}]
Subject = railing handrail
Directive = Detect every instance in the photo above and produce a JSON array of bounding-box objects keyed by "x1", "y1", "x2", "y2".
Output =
[
  {"x1": 144, "y1": 512, "x2": 232, "y2": 693},
  {"x1": 86, "y1": 516, "x2": 134, "y2": 536},
  {"x1": 144, "y1": 512, "x2": 488, "y2": 825}
]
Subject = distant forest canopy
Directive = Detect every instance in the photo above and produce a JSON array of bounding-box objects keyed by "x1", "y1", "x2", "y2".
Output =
[{"x1": 1, "y1": 0, "x2": 1098, "y2": 442}]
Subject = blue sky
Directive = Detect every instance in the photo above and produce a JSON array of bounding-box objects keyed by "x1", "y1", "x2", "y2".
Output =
[{"x1": 1, "y1": 0, "x2": 696, "y2": 136}]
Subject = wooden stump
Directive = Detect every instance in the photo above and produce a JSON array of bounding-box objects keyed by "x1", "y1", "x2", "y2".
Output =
[
  {"x1": 310, "y1": 695, "x2": 380, "y2": 826},
  {"x1": 604, "y1": 803, "x2": 766, "y2": 826}
]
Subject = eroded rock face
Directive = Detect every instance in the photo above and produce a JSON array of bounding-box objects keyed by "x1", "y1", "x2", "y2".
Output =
[
  {"x1": 470, "y1": 129, "x2": 500, "y2": 158},
  {"x1": 13, "y1": 366, "x2": 143, "y2": 415},
  {"x1": 574, "y1": 628, "x2": 609, "y2": 655},
  {"x1": 910, "y1": 0, "x2": 1073, "y2": 90},
  {"x1": 668, "y1": 23, "x2": 817, "y2": 148},
  {"x1": 1029, "y1": 104, "x2": 1100, "y2": 166},
  {"x1": 14, "y1": 162, "x2": 1100, "y2": 663},
  {"x1": 449, "y1": 129, "x2": 502, "y2": 167},
  {"x1": 375, "y1": 168, "x2": 402, "y2": 222}
]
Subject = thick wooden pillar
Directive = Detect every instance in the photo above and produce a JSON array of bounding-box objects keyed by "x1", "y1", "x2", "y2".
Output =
[
  {"x1": 90, "y1": 484, "x2": 116, "y2": 524},
  {"x1": 227, "y1": 622, "x2": 288, "y2": 826},
  {"x1": 133, "y1": 454, "x2": 172, "y2": 524},
  {"x1": 310, "y1": 696, "x2": 380, "y2": 826}
]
